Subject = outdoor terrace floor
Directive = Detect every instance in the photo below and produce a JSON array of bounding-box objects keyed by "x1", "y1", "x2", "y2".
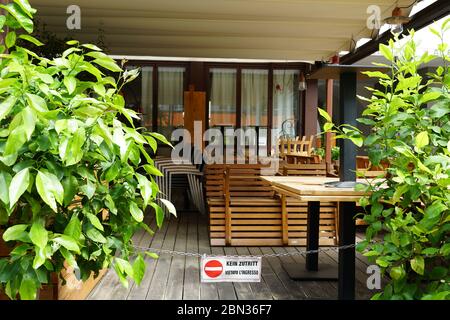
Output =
[{"x1": 88, "y1": 211, "x2": 378, "y2": 300}]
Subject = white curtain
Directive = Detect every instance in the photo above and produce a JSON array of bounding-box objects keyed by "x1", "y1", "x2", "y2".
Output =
[
  {"x1": 241, "y1": 69, "x2": 268, "y2": 126},
  {"x1": 141, "y1": 66, "x2": 153, "y2": 129},
  {"x1": 273, "y1": 70, "x2": 298, "y2": 138},
  {"x1": 158, "y1": 67, "x2": 185, "y2": 138},
  {"x1": 209, "y1": 68, "x2": 236, "y2": 126}
]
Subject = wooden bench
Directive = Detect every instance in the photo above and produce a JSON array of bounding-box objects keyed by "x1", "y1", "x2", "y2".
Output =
[
  {"x1": 205, "y1": 163, "x2": 338, "y2": 246},
  {"x1": 206, "y1": 164, "x2": 280, "y2": 246},
  {"x1": 279, "y1": 163, "x2": 338, "y2": 245}
]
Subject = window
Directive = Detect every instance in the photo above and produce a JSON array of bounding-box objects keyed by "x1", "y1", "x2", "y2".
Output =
[
  {"x1": 157, "y1": 67, "x2": 185, "y2": 139},
  {"x1": 209, "y1": 68, "x2": 237, "y2": 145},
  {"x1": 241, "y1": 69, "x2": 268, "y2": 149},
  {"x1": 272, "y1": 69, "x2": 299, "y2": 139}
]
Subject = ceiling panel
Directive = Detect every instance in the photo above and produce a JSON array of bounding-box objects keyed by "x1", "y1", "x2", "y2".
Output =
[{"x1": 31, "y1": 0, "x2": 414, "y2": 61}]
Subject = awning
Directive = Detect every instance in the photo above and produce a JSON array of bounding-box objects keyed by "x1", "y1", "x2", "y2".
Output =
[{"x1": 33, "y1": 0, "x2": 414, "y2": 61}]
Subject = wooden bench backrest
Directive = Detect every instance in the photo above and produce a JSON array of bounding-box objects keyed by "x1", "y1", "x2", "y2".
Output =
[
  {"x1": 204, "y1": 164, "x2": 227, "y2": 198},
  {"x1": 204, "y1": 164, "x2": 275, "y2": 199},
  {"x1": 282, "y1": 163, "x2": 327, "y2": 176},
  {"x1": 226, "y1": 165, "x2": 275, "y2": 199}
]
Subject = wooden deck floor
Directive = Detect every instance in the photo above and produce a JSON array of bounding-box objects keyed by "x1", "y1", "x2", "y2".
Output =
[{"x1": 88, "y1": 211, "x2": 379, "y2": 300}]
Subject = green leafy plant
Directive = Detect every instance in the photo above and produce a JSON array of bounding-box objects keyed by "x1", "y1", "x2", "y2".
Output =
[
  {"x1": 312, "y1": 147, "x2": 325, "y2": 158},
  {"x1": 321, "y1": 21, "x2": 450, "y2": 300},
  {"x1": 0, "y1": 1, "x2": 174, "y2": 300},
  {"x1": 331, "y1": 146, "x2": 340, "y2": 161}
]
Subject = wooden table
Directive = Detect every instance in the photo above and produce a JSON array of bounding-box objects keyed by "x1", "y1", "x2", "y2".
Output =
[{"x1": 261, "y1": 176, "x2": 370, "y2": 300}]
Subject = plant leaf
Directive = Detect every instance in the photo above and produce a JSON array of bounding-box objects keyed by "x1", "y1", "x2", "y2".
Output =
[
  {"x1": 5, "y1": 31, "x2": 16, "y2": 48},
  {"x1": 53, "y1": 235, "x2": 80, "y2": 253},
  {"x1": 29, "y1": 220, "x2": 48, "y2": 249},
  {"x1": 0, "y1": 172, "x2": 12, "y2": 205},
  {"x1": 63, "y1": 76, "x2": 76, "y2": 94},
  {"x1": 136, "y1": 173, "x2": 152, "y2": 208},
  {"x1": 86, "y1": 227, "x2": 107, "y2": 243},
  {"x1": 9, "y1": 168, "x2": 30, "y2": 208},
  {"x1": 415, "y1": 131, "x2": 429, "y2": 150},
  {"x1": 64, "y1": 215, "x2": 81, "y2": 240},
  {"x1": 132, "y1": 254, "x2": 145, "y2": 286},
  {"x1": 129, "y1": 202, "x2": 144, "y2": 222},
  {"x1": 92, "y1": 57, "x2": 122, "y2": 72},
  {"x1": 150, "y1": 202, "x2": 165, "y2": 228},
  {"x1": 26, "y1": 93, "x2": 48, "y2": 113},
  {"x1": 318, "y1": 108, "x2": 332, "y2": 122},
  {"x1": 19, "y1": 277, "x2": 37, "y2": 300},
  {"x1": 2, "y1": 224, "x2": 28, "y2": 242},
  {"x1": 410, "y1": 256, "x2": 425, "y2": 275},
  {"x1": 160, "y1": 199, "x2": 177, "y2": 217},
  {"x1": 35, "y1": 171, "x2": 57, "y2": 212},
  {"x1": 0, "y1": 96, "x2": 17, "y2": 121},
  {"x1": 379, "y1": 43, "x2": 393, "y2": 61},
  {"x1": 86, "y1": 213, "x2": 104, "y2": 231},
  {"x1": 1, "y1": 2, "x2": 34, "y2": 33}
]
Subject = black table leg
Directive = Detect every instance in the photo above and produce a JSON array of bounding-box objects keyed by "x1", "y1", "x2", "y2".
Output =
[
  {"x1": 305, "y1": 201, "x2": 320, "y2": 271},
  {"x1": 282, "y1": 200, "x2": 337, "y2": 280},
  {"x1": 338, "y1": 201, "x2": 356, "y2": 300}
]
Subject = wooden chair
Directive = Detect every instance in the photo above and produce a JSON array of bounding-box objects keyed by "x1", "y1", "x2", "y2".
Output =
[{"x1": 280, "y1": 135, "x2": 317, "y2": 164}]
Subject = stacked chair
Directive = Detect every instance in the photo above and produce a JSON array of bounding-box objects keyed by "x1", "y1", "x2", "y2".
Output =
[{"x1": 154, "y1": 145, "x2": 206, "y2": 215}]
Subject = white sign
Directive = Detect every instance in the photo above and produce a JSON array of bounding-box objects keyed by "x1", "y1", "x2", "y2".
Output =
[{"x1": 200, "y1": 256, "x2": 262, "y2": 282}]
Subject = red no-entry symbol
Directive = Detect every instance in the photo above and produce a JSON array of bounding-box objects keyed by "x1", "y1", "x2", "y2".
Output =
[{"x1": 204, "y1": 260, "x2": 223, "y2": 278}]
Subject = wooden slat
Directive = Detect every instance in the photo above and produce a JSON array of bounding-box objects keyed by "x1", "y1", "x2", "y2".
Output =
[
  {"x1": 183, "y1": 213, "x2": 200, "y2": 300},
  {"x1": 281, "y1": 194, "x2": 288, "y2": 246},
  {"x1": 164, "y1": 215, "x2": 188, "y2": 300},
  {"x1": 146, "y1": 215, "x2": 178, "y2": 300}
]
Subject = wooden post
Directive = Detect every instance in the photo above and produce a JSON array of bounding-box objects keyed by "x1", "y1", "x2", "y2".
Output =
[
  {"x1": 304, "y1": 79, "x2": 318, "y2": 138},
  {"x1": 184, "y1": 85, "x2": 206, "y2": 151}
]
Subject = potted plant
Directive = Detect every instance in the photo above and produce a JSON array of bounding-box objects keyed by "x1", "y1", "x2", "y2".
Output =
[
  {"x1": 0, "y1": 1, "x2": 174, "y2": 300},
  {"x1": 321, "y1": 21, "x2": 450, "y2": 299}
]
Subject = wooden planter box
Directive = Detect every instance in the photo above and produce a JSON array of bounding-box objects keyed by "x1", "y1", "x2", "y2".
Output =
[{"x1": 0, "y1": 232, "x2": 105, "y2": 300}]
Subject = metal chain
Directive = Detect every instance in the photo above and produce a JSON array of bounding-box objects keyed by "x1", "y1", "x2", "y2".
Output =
[{"x1": 131, "y1": 243, "x2": 358, "y2": 258}]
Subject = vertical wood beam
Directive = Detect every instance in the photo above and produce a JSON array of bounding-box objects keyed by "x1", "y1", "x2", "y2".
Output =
[
  {"x1": 189, "y1": 62, "x2": 205, "y2": 92},
  {"x1": 304, "y1": 79, "x2": 318, "y2": 139}
]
